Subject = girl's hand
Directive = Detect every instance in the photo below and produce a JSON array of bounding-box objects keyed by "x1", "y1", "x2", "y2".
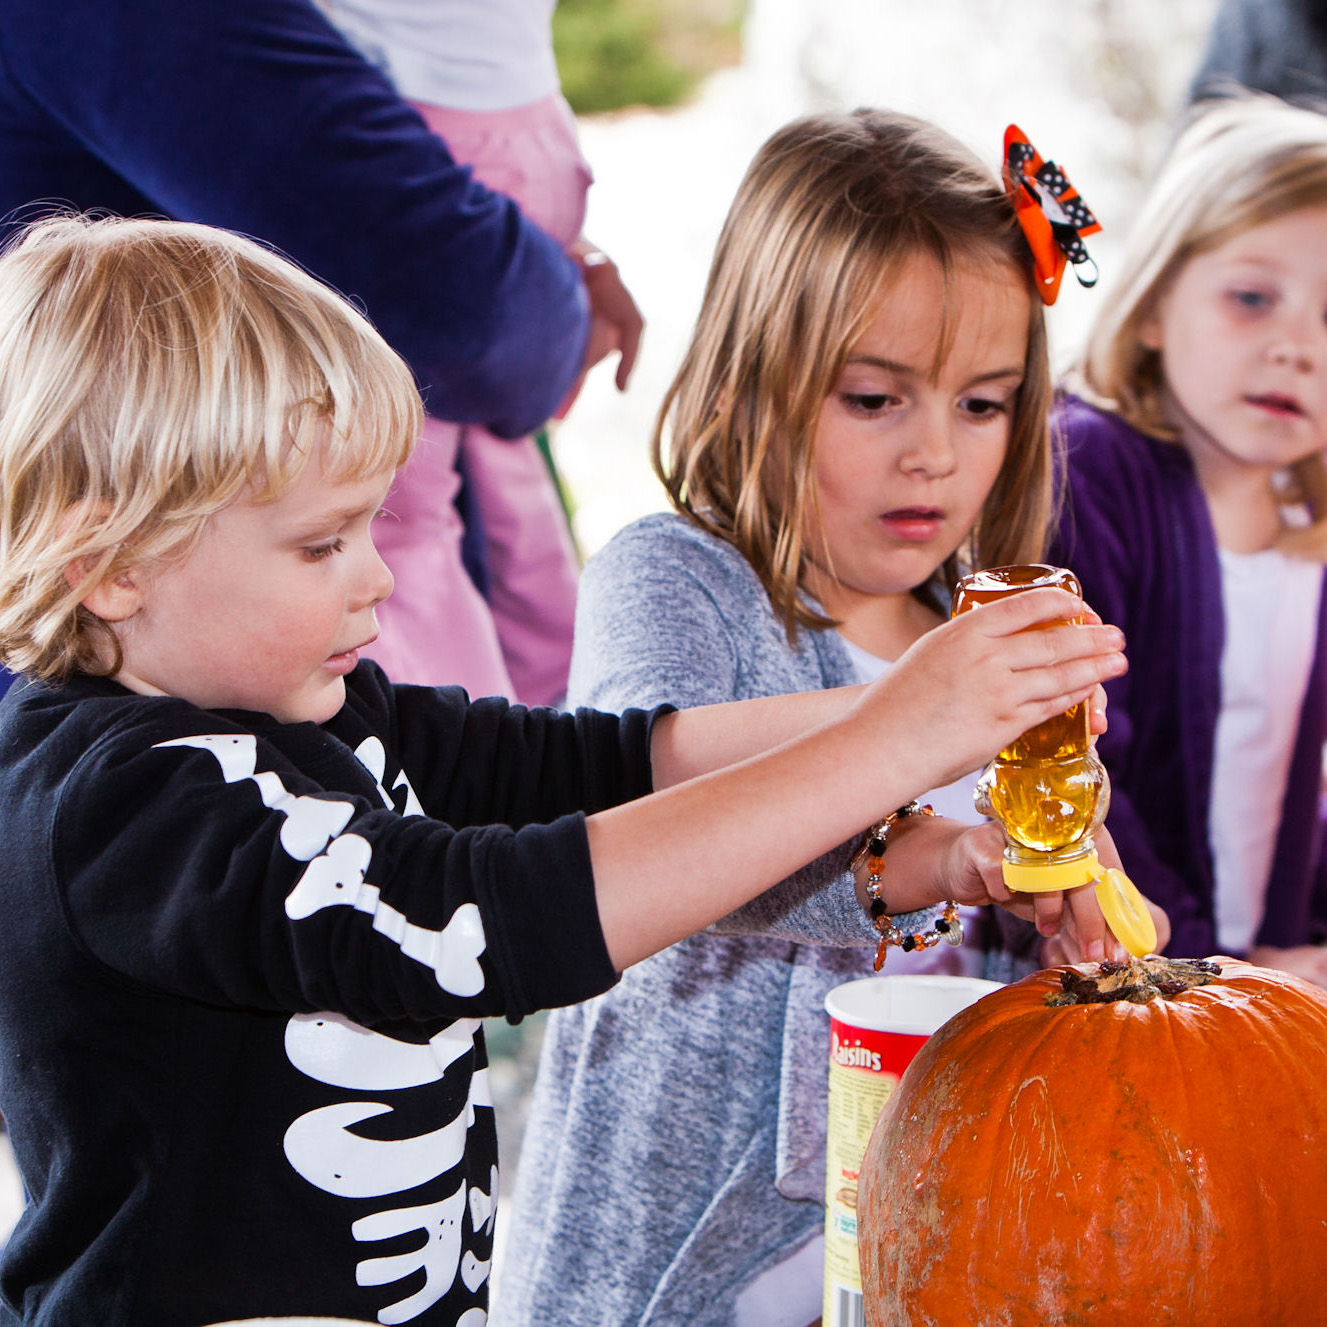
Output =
[
  {"x1": 1088, "y1": 684, "x2": 1109, "y2": 737},
  {"x1": 1248, "y1": 943, "x2": 1327, "y2": 988},
  {"x1": 852, "y1": 586, "x2": 1127, "y2": 795},
  {"x1": 932, "y1": 821, "x2": 1170, "y2": 968},
  {"x1": 936, "y1": 820, "x2": 1117, "y2": 963},
  {"x1": 1038, "y1": 892, "x2": 1171, "y2": 966},
  {"x1": 1036, "y1": 827, "x2": 1171, "y2": 965},
  {"x1": 1082, "y1": 604, "x2": 1111, "y2": 738}
]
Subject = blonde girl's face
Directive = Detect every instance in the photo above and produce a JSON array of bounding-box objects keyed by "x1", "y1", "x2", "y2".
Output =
[
  {"x1": 1143, "y1": 204, "x2": 1327, "y2": 476},
  {"x1": 803, "y1": 252, "x2": 1030, "y2": 643}
]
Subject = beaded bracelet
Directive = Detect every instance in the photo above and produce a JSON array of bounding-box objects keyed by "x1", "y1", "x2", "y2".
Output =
[{"x1": 850, "y1": 801, "x2": 963, "y2": 972}]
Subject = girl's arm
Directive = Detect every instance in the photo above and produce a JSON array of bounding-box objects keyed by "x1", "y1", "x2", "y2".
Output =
[
  {"x1": 567, "y1": 520, "x2": 876, "y2": 946},
  {"x1": 1247, "y1": 944, "x2": 1327, "y2": 986},
  {"x1": 590, "y1": 586, "x2": 1128, "y2": 970}
]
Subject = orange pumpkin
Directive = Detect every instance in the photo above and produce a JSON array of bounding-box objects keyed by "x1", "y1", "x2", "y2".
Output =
[{"x1": 858, "y1": 956, "x2": 1327, "y2": 1326}]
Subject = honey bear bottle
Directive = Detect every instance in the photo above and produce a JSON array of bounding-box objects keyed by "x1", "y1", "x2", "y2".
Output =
[{"x1": 951, "y1": 564, "x2": 1156, "y2": 956}]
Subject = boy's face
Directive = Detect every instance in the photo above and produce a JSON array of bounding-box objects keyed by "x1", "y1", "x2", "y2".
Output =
[{"x1": 107, "y1": 445, "x2": 396, "y2": 724}]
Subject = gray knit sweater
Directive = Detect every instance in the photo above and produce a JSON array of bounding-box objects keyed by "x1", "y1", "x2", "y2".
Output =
[{"x1": 493, "y1": 514, "x2": 1000, "y2": 1327}]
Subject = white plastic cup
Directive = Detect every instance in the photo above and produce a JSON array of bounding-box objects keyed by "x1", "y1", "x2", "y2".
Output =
[{"x1": 821, "y1": 974, "x2": 1000, "y2": 1327}]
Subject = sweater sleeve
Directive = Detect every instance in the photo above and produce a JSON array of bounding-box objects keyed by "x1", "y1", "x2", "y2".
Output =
[
  {"x1": 566, "y1": 517, "x2": 879, "y2": 949},
  {"x1": 0, "y1": 0, "x2": 587, "y2": 437},
  {"x1": 1314, "y1": 805, "x2": 1327, "y2": 943},
  {"x1": 52, "y1": 705, "x2": 619, "y2": 1026},
  {"x1": 348, "y1": 661, "x2": 662, "y2": 828}
]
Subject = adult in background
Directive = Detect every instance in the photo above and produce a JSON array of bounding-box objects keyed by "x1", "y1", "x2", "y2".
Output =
[
  {"x1": 325, "y1": 0, "x2": 644, "y2": 705},
  {"x1": 1190, "y1": 0, "x2": 1327, "y2": 103},
  {"x1": 0, "y1": 0, "x2": 605, "y2": 701}
]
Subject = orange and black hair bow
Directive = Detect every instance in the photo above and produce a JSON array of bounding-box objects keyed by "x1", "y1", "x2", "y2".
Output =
[{"x1": 1003, "y1": 124, "x2": 1101, "y2": 305}]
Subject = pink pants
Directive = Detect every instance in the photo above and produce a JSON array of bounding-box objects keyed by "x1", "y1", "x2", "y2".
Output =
[{"x1": 364, "y1": 94, "x2": 590, "y2": 706}]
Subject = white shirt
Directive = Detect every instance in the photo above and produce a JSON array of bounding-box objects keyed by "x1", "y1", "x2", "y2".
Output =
[
  {"x1": 1209, "y1": 546, "x2": 1323, "y2": 952},
  {"x1": 324, "y1": 0, "x2": 560, "y2": 110}
]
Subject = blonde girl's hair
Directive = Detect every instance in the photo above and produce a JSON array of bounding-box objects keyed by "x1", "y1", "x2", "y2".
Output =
[
  {"x1": 0, "y1": 214, "x2": 422, "y2": 682},
  {"x1": 1078, "y1": 92, "x2": 1327, "y2": 559},
  {"x1": 652, "y1": 107, "x2": 1053, "y2": 636}
]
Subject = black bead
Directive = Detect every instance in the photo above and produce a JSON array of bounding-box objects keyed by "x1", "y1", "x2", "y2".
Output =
[
  {"x1": 868, "y1": 836, "x2": 886, "y2": 857},
  {"x1": 935, "y1": 919, "x2": 950, "y2": 933},
  {"x1": 870, "y1": 899, "x2": 886, "y2": 918},
  {"x1": 901, "y1": 936, "x2": 916, "y2": 952}
]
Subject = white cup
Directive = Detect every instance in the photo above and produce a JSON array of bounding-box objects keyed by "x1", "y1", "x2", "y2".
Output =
[{"x1": 820, "y1": 974, "x2": 1000, "y2": 1327}]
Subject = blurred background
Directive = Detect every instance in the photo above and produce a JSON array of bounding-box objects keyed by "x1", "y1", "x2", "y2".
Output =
[
  {"x1": 0, "y1": 0, "x2": 1221, "y2": 1255},
  {"x1": 553, "y1": 0, "x2": 1219, "y2": 558}
]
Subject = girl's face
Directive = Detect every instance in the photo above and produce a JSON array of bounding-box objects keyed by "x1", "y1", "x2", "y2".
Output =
[
  {"x1": 1143, "y1": 205, "x2": 1327, "y2": 477},
  {"x1": 804, "y1": 252, "x2": 1030, "y2": 632}
]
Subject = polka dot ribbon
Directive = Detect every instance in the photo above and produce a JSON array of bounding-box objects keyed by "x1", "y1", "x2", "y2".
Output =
[{"x1": 1004, "y1": 123, "x2": 1102, "y2": 305}]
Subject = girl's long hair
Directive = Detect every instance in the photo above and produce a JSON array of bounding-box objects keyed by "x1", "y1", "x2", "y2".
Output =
[{"x1": 653, "y1": 108, "x2": 1053, "y2": 636}]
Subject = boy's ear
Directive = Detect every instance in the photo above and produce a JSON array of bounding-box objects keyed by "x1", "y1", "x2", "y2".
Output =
[{"x1": 63, "y1": 559, "x2": 142, "y2": 623}]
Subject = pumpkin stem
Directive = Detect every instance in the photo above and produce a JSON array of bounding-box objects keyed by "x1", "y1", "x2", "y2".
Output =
[{"x1": 1046, "y1": 956, "x2": 1222, "y2": 1005}]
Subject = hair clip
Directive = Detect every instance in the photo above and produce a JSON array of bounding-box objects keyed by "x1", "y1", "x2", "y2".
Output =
[{"x1": 1003, "y1": 124, "x2": 1102, "y2": 306}]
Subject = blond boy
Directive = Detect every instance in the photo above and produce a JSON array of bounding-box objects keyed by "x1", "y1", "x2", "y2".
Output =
[{"x1": 0, "y1": 216, "x2": 1128, "y2": 1324}]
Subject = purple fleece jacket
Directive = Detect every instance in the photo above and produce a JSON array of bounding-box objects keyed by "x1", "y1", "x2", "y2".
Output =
[{"x1": 1049, "y1": 394, "x2": 1327, "y2": 959}]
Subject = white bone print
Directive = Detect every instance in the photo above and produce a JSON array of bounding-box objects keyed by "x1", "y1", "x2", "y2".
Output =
[
  {"x1": 353, "y1": 737, "x2": 424, "y2": 818},
  {"x1": 154, "y1": 736, "x2": 486, "y2": 994},
  {"x1": 283, "y1": 1101, "x2": 470, "y2": 1199},
  {"x1": 155, "y1": 734, "x2": 353, "y2": 858},
  {"x1": 155, "y1": 734, "x2": 496, "y2": 1320},
  {"x1": 352, "y1": 1186, "x2": 468, "y2": 1324},
  {"x1": 468, "y1": 1166, "x2": 497, "y2": 1236},
  {"x1": 284, "y1": 842, "x2": 486, "y2": 998},
  {"x1": 285, "y1": 1012, "x2": 481, "y2": 1091}
]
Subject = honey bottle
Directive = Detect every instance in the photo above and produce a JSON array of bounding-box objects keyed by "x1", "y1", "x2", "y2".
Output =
[{"x1": 951, "y1": 564, "x2": 1157, "y2": 956}]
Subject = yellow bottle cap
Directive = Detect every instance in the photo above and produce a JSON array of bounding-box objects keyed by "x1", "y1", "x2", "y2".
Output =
[
  {"x1": 1091, "y1": 866, "x2": 1158, "y2": 958},
  {"x1": 1001, "y1": 851, "x2": 1100, "y2": 893},
  {"x1": 1002, "y1": 851, "x2": 1158, "y2": 956}
]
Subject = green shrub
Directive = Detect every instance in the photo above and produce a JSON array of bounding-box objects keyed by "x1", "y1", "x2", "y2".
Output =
[{"x1": 553, "y1": 0, "x2": 744, "y2": 114}]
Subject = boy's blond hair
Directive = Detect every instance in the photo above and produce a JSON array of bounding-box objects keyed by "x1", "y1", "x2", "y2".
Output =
[
  {"x1": 1078, "y1": 92, "x2": 1327, "y2": 559},
  {"x1": 652, "y1": 108, "x2": 1053, "y2": 635},
  {"x1": 0, "y1": 215, "x2": 422, "y2": 682}
]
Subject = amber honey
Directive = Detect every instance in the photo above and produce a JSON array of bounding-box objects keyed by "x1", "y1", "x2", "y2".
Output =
[
  {"x1": 952, "y1": 565, "x2": 1090, "y2": 763},
  {"x1": 975, "y1": 752, "x2": 1105, "y2": 855},
  {"x1": 953, "y1": 565, "x2": 1107, "y2": 863}
]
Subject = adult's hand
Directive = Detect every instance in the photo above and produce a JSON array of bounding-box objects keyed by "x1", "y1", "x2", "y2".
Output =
[{"x1": 572, "y1": 237, "x2": 644, "y2": 390}]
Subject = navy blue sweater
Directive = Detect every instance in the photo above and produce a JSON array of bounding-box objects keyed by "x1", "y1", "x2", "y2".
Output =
[{"x1": 0, "y1": 0, "x2": 588, "y2": 439}]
